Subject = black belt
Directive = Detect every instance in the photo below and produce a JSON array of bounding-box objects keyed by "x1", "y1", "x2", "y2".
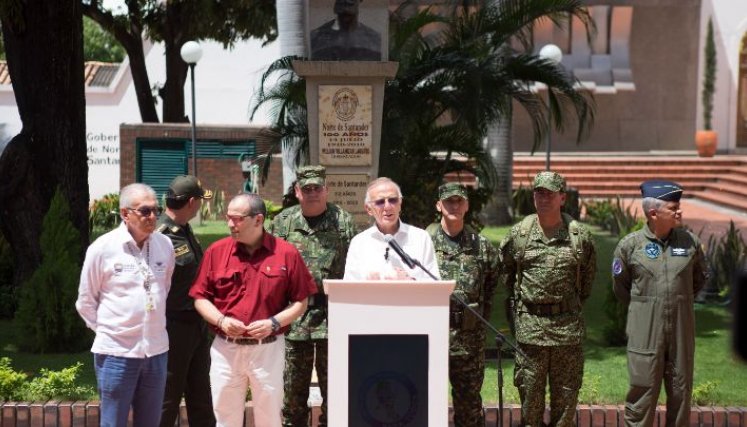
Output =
[
  {"x1": 521, "y1": 299, "x2": 578, "y2": 316},
  {"x1": 218, "y1": 334, "x2": 278, "y2": 346}
]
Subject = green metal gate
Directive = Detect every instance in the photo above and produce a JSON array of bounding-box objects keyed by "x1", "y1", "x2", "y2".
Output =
[{"x1": 136, "y1": 139, "x2": 188, "y2": 198}]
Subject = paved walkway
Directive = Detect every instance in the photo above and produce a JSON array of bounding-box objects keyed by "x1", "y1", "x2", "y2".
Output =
[{"x1": 680, "y1": 198, "x2": 747, "y2": 243}]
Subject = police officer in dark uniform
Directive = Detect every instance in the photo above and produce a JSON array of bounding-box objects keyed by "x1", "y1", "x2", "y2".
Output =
[
  {"x1": 613, "y1": 180, "x2": 708, "y2": 427},
  {"x1": 157, "y1": 175, "x2": 216, "y2": 427}
]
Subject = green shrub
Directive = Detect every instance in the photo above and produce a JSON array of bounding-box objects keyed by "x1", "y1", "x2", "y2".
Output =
[
  {"x1": 0, "y1": 357, "x2": 27, "y2": 401},
  {"x1": 583, "y1": 197, "x2": 645, "y2": 238},
  {"x1": 0, "y1": 358, "x2": 95, "y2": 401},
  {"x1": 14, "y1": 187, "x2": 92, "y2": 352},
  {"x1": 0, "y1": 232, "x2": 16, "y2": 319},
  {"x1": 24, "y1": 363, "x2": 95, "y2": 401},
  {"x1": 701, "y1": 221, "x2": 746, "y2": 302},
  {"x1": 89, "y1": 193, "x2": 120, "y2": 234},
  {"x1": 692, "y1": 380, "x2": 719, "y2": 405},
  {"x1": 583, "y1": 199, "x2": 615, "y2": 230}
]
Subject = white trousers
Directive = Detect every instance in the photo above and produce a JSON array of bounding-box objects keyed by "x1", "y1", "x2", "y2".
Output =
[{"x1": 210, "y1": 336, "x2": 285, "y2": 427}]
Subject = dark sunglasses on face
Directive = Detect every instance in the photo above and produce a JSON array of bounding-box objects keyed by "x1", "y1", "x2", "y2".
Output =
[
  {"x1": 127, "y1": 206, "x2": 162, "y2": 217},
  {"x1": 370, "y1": 197, "x2": 401, "y2": 208},
  {"x1": 301, "y1": 185, "x2": 324, "y2": 194}
]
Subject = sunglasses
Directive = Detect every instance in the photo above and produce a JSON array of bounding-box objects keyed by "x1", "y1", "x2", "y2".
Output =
[
  {"x1": 127, "y1": 206, "x2": 162, "y2": 217},
  {"x1": 301, "y1": 185, "x2": 325, "y2": 194},
  {"x1": 369, "y1": 197, "x2": 401, "y2": 208}
]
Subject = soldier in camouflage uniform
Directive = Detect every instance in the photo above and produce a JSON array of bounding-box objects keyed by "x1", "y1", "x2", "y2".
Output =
[
  {"x1": 271, "y1": 165, "x2": 357, "y2": 427},
  {"x1": 157, "y1": 175, "x2": 216, "y2": 427},
  {"x1": 613, "y1": 181, "x2": 707, "y2": 427},
  {"x1": 500, "y1": 171, "x2": 596, "y2": 427},
  {"x1": 427, "y1": 183, "x2": 500, "y2": 427}
]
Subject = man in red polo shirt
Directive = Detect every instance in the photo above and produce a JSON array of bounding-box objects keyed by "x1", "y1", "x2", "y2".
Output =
[{"x1": 190, "y1": 193, "x2": 316, "y2": 427}]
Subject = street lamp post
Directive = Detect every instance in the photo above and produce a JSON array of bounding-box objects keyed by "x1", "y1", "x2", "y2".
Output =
[
  {"x1": 539, "y1": 44, "x2": 563, "y2": 171},
  {"x1": 180, "y1": 41, "x2": 203, "y2": 176}
]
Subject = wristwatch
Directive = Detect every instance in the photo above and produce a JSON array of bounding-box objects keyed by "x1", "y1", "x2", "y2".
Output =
[{"x1": 269, "y1": 316, "x2": 280, "y2": 333}]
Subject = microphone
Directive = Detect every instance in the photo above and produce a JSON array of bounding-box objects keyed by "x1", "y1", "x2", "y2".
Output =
[{"x1": 383, "y1": 235, "x2": 415, "y2": 269}]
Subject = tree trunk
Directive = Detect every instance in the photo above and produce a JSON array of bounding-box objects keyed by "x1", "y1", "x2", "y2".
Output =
[
  {"x1": 160, "y1": 38, "x2": 189, "y2": 123},
  {"x1": 482, "y1": 106, "x2": 514, "y2": 225},
  {"x1": 0, "y1": 0, "x2": 89, "y2": 287},
  {"x1": 277, "y1": 0, "x2": 306, "y2": 189},
  {"x1": 124, "y1": 38, "x2": 160, "y2": 123}
]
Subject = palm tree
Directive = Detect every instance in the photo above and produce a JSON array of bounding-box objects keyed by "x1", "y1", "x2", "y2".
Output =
[
  {"x1": 478, "y1": 0, "x2": 597, "y2": 224},
  {"x1": 254, "y1": 0, "x2": 595, "y2": 227},
  {"x1": 380, "y1": 0, "x2": 594, "y2": 226}
]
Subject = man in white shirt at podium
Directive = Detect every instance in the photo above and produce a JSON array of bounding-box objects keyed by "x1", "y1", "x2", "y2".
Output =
[{"x1": 344, "y1": 177, "x2": 440, "y2": 281}]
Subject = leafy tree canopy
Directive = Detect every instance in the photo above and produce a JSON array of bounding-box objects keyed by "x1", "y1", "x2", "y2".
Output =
[
  {"x1": 82, "y1": 0, "x2": 277, "y2": 122},
  {"x1": 83, "y1": 16, "x2": 125, "y2": 62}
]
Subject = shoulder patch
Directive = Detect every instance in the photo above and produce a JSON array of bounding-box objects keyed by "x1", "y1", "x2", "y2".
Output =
[
  {"x1": 170, "y1": 225, "x2": 180, "y2": 233},
  {"x1": 612, "y1": 258, "x2": 623, "y2": 276}
]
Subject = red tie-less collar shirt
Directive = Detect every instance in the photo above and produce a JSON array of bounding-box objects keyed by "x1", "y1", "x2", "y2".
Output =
[{"x1": 189, "y1": 232, "x2": 317, "y2": 336}]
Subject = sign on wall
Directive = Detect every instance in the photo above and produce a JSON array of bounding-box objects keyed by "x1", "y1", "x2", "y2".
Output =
[
  {"x1": 326, "y1": 173, "x2": 370, "y2": 226},
  {"x1": 319, "y1": 85, "x2": 373, "y2": 166}
]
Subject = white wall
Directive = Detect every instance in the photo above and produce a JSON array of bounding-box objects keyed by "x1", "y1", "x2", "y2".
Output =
[
  {"x1": 700, "y1": 0, "x2": 747, "y2": 151},
  {"x1": 0, "y1": 37, "x2": 280, "y2": 200}
]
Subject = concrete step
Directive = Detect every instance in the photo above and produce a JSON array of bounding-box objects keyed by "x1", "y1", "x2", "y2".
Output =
[
  {"x1": 514, "y1": 165, "x2": 747, "y2": 176},
  {"x1": 510, "y1": 156, "x2": 747, "y2": 212},
  {"x1": 691, "y1": 190, "x2": 747, "y2": 212}
]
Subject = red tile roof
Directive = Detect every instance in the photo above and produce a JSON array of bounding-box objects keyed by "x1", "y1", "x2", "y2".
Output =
[{"x1": 0, "y1": 60, "x2": 121, "y2": 87}]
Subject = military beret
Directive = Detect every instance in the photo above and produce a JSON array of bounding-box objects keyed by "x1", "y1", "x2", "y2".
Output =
[
  {"x1": 296, "y1": 165, "x2": 326, "y2": 187},
  {"x1": 533, "y1": 171, "x2": 566, "y2": 192},
  {"x1": 438, "y1": 182, "x2": 468, "y2": 200},
  {"x1": 167, "y1": 175, "x2": 213, "y2": 200},
  {"x1": 640, "y1": 180, "x2": 683, "y2": 202}
]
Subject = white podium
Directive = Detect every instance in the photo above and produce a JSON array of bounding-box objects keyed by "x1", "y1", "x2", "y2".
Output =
[{"x1": 323, "y1": 279, "x2": 455, "y2": 427}]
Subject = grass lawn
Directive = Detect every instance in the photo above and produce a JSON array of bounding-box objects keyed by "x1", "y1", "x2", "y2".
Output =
[
  {"x1": 2, "y1": 222, "x2": 745, "y2": 405},
  {"x1": 479, "y1": 225, "x2": 747, "y2": 406}
]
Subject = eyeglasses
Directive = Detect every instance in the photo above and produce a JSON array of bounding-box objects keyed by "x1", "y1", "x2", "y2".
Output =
[
  {"x1": 127, "y1": 206, "x2": 162, "y2": 217},
  {"x1": 226, "y1": 213, "x2": 258, "y2": 223},
  {"x1": 301, "y1": 185, "x2": 325, "y2": 194},
  {"x1": 369, "y1": 197, "x2": 401, "y2": 208}
]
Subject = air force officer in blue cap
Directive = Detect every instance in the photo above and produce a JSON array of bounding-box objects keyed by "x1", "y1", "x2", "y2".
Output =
[{"x1": 612, "y1": 180, "x2": 708, "y2": 427}]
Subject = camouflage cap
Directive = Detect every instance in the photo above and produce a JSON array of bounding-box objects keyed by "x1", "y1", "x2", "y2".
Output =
[
  {"x1": 296, "y1": 165, "x2": 326, "y2": 187},
  {"x1": 438, "y1": 182, "x2": 468, "y2": 200},
  {"x1": 533, "y1": 171, "x2": 566, "y2": 192},
  {"x1": 166, "y1": 175, "x2": 213, "y2": 200}
]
